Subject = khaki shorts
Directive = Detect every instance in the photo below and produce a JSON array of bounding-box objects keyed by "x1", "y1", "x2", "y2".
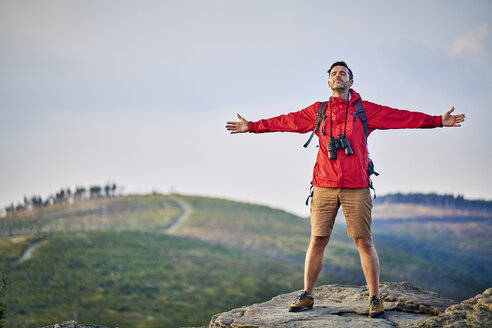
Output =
[{"x1": 310, "y1": 186, "x2": 372, "y2": 238}]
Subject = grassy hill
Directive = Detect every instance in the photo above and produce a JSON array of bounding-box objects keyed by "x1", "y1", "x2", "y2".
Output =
[
  {"x1": 0, "y1": 195, "x2": 183, "y2": 238},
  {"x1": 2, "y1": 231, "x2": 304, "y2": 327},
  {"x1": 176, "y1": 195, "x2": 491, "y2": 300},
  {"x1": 0, "y1": 194, "x2": 310, "y2": 328},
  {"x1": 0, "y1": 193, "x2": 490, "y2": 328}
]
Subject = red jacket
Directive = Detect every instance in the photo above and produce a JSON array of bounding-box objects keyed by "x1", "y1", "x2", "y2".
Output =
[{"x1": 248, "y1": 89, "x2": 442, "y2": 188}]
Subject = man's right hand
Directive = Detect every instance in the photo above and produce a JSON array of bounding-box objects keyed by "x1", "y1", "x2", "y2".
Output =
[{"x1": 226, "y1": 113, "x2": 249, "y2": 134}]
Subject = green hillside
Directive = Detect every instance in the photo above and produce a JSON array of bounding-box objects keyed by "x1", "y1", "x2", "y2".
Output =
[
  {"x1": 373, "y1": 218, "x2": 491, "y2": 295},
  {"x1": 176, "y1": 195, "x2": 491, "y2": 300},
  {"x1": 0, "y1": 193, "x2": 490, "y2": 328},
  {"x1": 0, "y1": 194, "x2": 312, "y2": 328},
  {"x1": 2, "y1": 231, "x2": 303, "y2": 328}
]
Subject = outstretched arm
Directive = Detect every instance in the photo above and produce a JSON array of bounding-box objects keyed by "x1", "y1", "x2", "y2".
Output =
[
  {"x1": 226, "y1": 113, "x2": 249, "y2": 134},
  {"x1": 364, "y1": 101, "x2": 465, "y2": 131},
  {"x1": 441, "y1": 107, "x2": 465, "y2": 127},
  {"x1": 226, "y1": 103, "x2": 319, "y2": 134}
]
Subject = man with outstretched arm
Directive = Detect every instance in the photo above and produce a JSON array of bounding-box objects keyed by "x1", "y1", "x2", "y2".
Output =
[{"x1": 225, "y1": 61, "x2": 465, "y2": 318}]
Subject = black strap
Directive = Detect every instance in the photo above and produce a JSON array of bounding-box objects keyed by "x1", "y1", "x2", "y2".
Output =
[
  {"x1": 303, "y1": 102, "x2": 328, "y2": 148},
  {"x1": 305, "y1": 183, "x2": 314, "y2": 206},
  {"x1": 353, "y1": 100, "x2": 368, "y2": 142},
  {"x1": 303, "y1": 102, "x2": 325, "y2": 206},
  {"x1": 353, "y1": 100, "x2": 379, "y2": 198}
]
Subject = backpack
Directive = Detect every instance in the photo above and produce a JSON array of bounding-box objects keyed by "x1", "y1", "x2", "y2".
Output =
[{"x1": 303, "y1": 100, "x2": 379, "y2": 205}]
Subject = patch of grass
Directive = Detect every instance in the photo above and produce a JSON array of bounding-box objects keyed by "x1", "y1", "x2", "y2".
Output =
[
  {"x1": 176, "y1": 195, "x2": 311, "y2": 256},
  {"x1": 2, "y1": 231, "x2": 305, "y2": 328}
]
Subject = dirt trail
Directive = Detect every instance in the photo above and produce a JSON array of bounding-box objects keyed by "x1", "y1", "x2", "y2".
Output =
[
  {"x1": 16, "y1": 197, "x2": 191, "y2": 263},
  {"x1": 165, "y1": 197, "x2": 191, "y2": 233},
  {"x1": 16, "y1": 239, "x2": 49, "y2": 264}
]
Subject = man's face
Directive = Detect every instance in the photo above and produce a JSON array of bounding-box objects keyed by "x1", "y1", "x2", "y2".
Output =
[{"x1": 328, "y1": 65, "x2": 353, "y2": 91}]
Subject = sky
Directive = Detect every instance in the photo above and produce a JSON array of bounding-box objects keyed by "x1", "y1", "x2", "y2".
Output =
[{"x1": 1, "y1": 0, "x2": 491, "y2": 217}]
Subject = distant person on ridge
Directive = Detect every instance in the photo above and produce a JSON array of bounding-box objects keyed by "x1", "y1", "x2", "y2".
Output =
[{"x1": 225, "y1": 61, "x2": 465, "y2": 318}]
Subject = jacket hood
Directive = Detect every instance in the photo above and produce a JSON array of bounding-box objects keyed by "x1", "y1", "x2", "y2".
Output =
[{"x1": 350, "y1": 89, "x2": 362, "y2": 103}]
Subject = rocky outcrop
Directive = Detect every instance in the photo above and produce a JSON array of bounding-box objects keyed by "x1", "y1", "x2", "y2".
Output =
[
  {"x1": 418, "y1": 287, "x2": 492, "y2": 327},
  {"x1": 208, "y1": 282, "x2": 470, "y2": 328}
]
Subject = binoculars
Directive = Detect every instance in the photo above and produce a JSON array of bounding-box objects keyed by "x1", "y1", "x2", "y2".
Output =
[{"x1": 327, "y1": 134, "x2": 353, "y2": 160}]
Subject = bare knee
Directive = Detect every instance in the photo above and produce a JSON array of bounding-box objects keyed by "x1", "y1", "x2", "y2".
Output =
[
  {"x1": 354, "y1": 237, "x2": 373, "y2": 251},
  {"x1": 310, "y1": 235, "x2": 330, "y2": 249}
]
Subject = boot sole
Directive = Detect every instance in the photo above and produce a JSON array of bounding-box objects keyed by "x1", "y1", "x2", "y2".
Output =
[
  {"x1": 369, "y1": 311, "x2": 384, "y2": 318},
  {"x1": 288, "y1": 305, "x2": 313, "y2": 312}
]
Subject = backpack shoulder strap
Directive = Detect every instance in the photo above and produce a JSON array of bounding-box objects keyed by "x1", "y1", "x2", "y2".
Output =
[
  {"x1": 303, "y1": 102, "x2": 328, "y2": 148},
  {"x1": 353, "y1": 99, "x2": 379, "y2": 197},
  {"x1": 353, "y1": 100, "x2": 368, "y2": 143}
]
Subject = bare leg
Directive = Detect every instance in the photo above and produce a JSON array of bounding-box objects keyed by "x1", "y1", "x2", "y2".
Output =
[
  {"x1": 354, "y1": 237, "x2": 380, "y2": 298},
  {"x1": 304, "y1": 235, "x2": 330, "y2": 295}
]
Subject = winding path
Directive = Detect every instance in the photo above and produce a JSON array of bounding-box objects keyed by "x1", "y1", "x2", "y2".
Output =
[
  {"x1": 16, "y1": 196, "x2": 191, "y2": 263},
  {"x1": 166, "y1": 197, "x2": 191, "y2": 233},
  {"x1": 16, "y1": 239, "x2": 49, "y2": 264}
]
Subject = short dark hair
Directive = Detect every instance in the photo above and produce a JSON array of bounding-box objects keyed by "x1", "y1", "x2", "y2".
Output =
[{"x1": 328, "y1": 61, "x2": 353, "y2": 80}]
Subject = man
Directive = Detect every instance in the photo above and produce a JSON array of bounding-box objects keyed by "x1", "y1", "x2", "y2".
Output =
[{"x1": 225, "y1": 61, "x2": 465, "y2": 318}]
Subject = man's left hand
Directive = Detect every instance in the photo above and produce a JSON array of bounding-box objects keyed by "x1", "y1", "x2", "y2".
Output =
[{"x1": 441, "y1": 107, "x2": 465, "y2": 127}]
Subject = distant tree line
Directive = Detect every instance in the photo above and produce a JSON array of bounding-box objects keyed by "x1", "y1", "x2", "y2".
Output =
[
  {"x1": 2, "y1": 183, "x2": 118, "y2": 217},
  {"x1": 373, "y1": 192, "x2": 492, "y2": 211}
]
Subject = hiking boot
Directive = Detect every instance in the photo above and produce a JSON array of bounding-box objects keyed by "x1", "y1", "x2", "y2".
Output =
[
  {"x1": 288, "y1": 291, "x2": 314, "y2": 312},
  {"x1": 368, "y1": 296, "x2": 384, "y2": 318}
]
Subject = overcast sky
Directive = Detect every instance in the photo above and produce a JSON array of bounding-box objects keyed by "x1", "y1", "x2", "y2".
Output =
[{"x1": 1, "y1": 0, "x2": 491, "y2": 216}]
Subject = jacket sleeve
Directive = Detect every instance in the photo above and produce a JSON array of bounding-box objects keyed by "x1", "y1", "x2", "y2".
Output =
[
  {"x1": 248, "y1": 102, "x2": 319, "y2": 134},
  {"x1": 363, "y1": 101, "x2": 442, "y2": 133}
]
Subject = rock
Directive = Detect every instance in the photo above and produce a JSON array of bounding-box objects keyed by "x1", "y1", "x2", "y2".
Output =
[
  {"x1": 417, "y1": 287, "x2": 492, "y2": 327},
  {"x1": 209, "y1": 282, "x2": 457, "y2": 328},
  {"x1": 42, "y1": 320, "x2": 110, "y2": 328}
]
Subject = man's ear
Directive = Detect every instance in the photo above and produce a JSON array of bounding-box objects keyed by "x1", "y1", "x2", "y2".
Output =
[
  {"x1": 349, "y1": 80, "x2": 354, "y2": 87},
  {"x1": 328, "y1": 80, "x2": 332, "y2": 88}
]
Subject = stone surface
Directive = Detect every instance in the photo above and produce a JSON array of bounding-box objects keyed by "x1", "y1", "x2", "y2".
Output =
[
  {"x1": 208, "y1": 282, "x2": 457, "y2": 328},
  {"x1": 43, "y1": 320, "x2": 110, "y2": 328},
  {"x1": 417, "y1": 287, "x2": 492, "y2": 327}
]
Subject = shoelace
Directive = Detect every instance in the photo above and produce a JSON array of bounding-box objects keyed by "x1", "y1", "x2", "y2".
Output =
[
  {"x1": 295, "y1": 293, "x2": 306, "y2": 302},
  {"x1": 370, "y1": 297, "x2": 381, "y2": 307},
  {"x1": 295, "y1": 292, "x2": 314, "y2": 303}
]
